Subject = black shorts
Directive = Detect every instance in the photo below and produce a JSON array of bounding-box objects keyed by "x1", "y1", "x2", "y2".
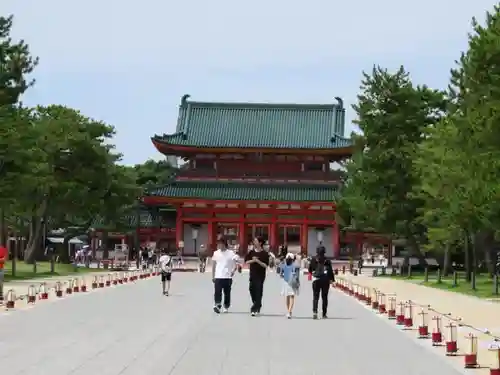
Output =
[{"x1": 161, "y1": 272, "x2": 172, "y2": 282}]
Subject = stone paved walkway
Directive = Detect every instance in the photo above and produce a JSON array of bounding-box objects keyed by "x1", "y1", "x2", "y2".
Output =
[
  {"x1": 0, "y1": 272, "x2": 465, "y2": 375},
  {"x1": 340, "y1": 273, "x2": 500, "y2": 372}
]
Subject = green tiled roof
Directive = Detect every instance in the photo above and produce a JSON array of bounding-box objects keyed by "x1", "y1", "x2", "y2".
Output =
[
  {"x1": 148, "y1": 181, "x2": 338, "y2": 201},
  {"x1": 152, "y1": 95, "x2": 352, "y2": 149}
]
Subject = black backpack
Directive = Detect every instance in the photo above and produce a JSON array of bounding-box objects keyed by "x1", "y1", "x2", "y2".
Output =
[{"x1": 313, "y1": 259, "x2": 326, "y2": 278}]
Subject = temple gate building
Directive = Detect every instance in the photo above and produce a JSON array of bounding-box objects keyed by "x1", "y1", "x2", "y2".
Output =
[{"x1": 143, "y1": 94, "x2": 355, "y2": 257}]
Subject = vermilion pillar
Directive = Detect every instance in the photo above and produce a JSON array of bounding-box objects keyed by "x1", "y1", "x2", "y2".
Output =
[
  {"x1": 175, "y1": 208, "x2": 183, "y2": 249},
  {"x1": 239, "y1": 215, "x2": 246, "y2": 254},
  {"x1": 333, "y1": 221, "x2": 340, "y2": 259},
  {"x1": 270, "y1": 217, "x2": 278, "y2": 252},
  {"x1": 212, "y1": 219, "x2": 218, "y2": 253},
  {"x1": 301, "y1": 222, "x2": 308, "y2": 255},
  {"x1": 356, "y1": 238, "x2": 363, "y2": 258},
  {"x1": 207, "y1": 219, "x2": 214, "y2": 253}
]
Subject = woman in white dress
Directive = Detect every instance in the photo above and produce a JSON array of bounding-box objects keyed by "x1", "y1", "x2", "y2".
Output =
[{"x1": 280, "y1": 253, "x2": 300, "y2": 318}]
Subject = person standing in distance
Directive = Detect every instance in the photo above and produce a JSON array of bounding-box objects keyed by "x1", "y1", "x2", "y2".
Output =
[
  {"x1": 198, "y1": 244, "x2": 208, "y2": 273},
  {"x1": 0, "y1": 245, "x2": 6, "y2": 304},
  {"x1": 308, "y1": 246, "x2": 335, "y2": 319},
  {"x1": 159, "y1": 249, "x2": 173, "y2": 296},
  {"x1": 244, "y1": 236, "x2": 270, "y2": 316},
  {"x1": 212, "y1": 236, "x2": 239, "y2": 314}
]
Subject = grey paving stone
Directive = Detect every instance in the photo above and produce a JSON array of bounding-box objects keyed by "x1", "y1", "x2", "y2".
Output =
[{"x1": 0, "y1": 272, "x2": 465, "y2": 375}]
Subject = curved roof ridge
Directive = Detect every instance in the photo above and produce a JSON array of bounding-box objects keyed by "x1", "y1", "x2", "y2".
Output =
[{"x1": 180, "y1": 94, "x2": 338, "y2": 110}]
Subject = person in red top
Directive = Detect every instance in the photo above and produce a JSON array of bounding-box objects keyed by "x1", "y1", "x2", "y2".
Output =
[{"x1": 0, "y1": 245, "x2": 6, "y2": 303}]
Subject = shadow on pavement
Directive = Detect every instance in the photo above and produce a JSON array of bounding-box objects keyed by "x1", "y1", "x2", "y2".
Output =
[{"x1": 227, "y1": 311, "x2": 355, "y2": 320}]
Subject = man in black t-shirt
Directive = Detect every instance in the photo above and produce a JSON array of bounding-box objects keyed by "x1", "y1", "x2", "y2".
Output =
[
  {"x1": 244, "y1": 236, "x2": 270, "y2": 316},
  {"x1": 308, "y1": 246, "x2": 335, "y2": 319},
  {"x1": 141, "y1": 248, "x2": 149, "y2": 270}
]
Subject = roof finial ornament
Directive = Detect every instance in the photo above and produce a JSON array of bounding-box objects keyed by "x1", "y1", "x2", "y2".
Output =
[
  {"x1": 181, "y1": 94, "x2": 191, "y2": 105},
  {"x1": 334, "y1": 97, "x2": 343, "y2": 109}
]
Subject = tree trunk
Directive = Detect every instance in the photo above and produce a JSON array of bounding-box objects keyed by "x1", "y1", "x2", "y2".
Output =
[
  {"x1": 471, "y1": 232, "x2": 478, "y2": 275},
  {"x1": 24, "y1": 221, "x2": 43, "y2": 264},
  {"x1": 484, "y1": 246, "x2": 496, "y2": 276},
  {"x1": 24, "y1": 199, "x2": 48, "y2": 264},
  {"x1": 102, "y1": 231, "x2": 109, "y2": 269},
  {"x1": 26, "y1": 217, "x2": 36, "y2": 250},
  {"x1": 442, "y1": 244, "x2": 451, "y2": 276},
  {"x1": 0, "y1": 208, "x2": 5, "y2": 246},
  {"x1": 20, "y1": 218, "x2": 28, "y2": 260},
  {"x1": 407, "y1": 235, "x2": 427, "y2": 267},
  {"x1": 60, "y1": 237, "x2": 71, "y2": 264},
  {"x1": 12, "y1": 224, "x2": 21, "y2": 277},
  {"x1": 477, "y1": 230, "x2": 496, "y2": 276},
  {"x1": 464, "y1": 231, "x2": 472, "y2": 282}
]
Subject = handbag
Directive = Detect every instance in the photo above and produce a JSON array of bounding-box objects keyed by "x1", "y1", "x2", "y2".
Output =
[{"x1": 288, "y1": 271, "x2": 300, "y2": 290}]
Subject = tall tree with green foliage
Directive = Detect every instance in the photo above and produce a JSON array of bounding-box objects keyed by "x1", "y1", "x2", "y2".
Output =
[
  {"x1": 0, "y1": 15, "x2": 38, "y2": 245},
  {"x1": 416, "y1": 5, "x2": 500, "y2": 275},
  {"x1": 20, "y1": 105, "x2": 130, "y2": 262},
  {"x1": 134, "y1": 159, "x2": 177, "y2": 192},
  {"x1": 0, "y1": 15, "x2": 38, "y2": 105},
  {"x1": 342, "y1": 66, "x2": 446, "y2": 262}
]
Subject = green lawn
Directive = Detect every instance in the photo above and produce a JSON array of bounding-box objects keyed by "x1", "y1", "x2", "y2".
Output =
[
  {"x1": 2, "y1": 261, "x2": 103, "y2": 282},
  {"x1": 382, "y1": 271, "x2": 500, "y2": 299}
]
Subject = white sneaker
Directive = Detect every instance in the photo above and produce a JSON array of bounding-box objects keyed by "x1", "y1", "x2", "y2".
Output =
[
  {"x1": 286, "y1": 312, "x2": 292, "y2": 319},
  {"x1": 222, "y1": 307, "x2": 228, "y2": 313}
]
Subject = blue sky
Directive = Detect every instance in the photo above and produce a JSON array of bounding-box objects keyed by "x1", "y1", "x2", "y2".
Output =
[{"x1": 3, "y1": 0, "x2": 496, "y2": 165}]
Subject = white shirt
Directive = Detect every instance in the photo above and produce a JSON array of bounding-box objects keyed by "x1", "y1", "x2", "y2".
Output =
[
  {"x1": 159, "y1": 255, "x2": 172, "y2": 273},
  {"x1": 212, "y1": 249, "x2": 239, "y2": 279}
]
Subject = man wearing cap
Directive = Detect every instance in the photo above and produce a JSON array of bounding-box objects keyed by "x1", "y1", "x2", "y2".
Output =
[
  {"x1": 0, "y1": 244, "x2": 6, "y2": 304},
  {"x1": 308, "y1": 246, "x2": 335, "y2": 319}
]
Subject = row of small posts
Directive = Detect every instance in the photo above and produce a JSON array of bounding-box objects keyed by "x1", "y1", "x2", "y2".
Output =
[
  {"x1": 3, "y1": 267, "x2": 161, "y2": 310},
  {"x1": 333, "y1": 266, "x2": 358, "y2": 276},
  {"x1": 335, "y1": 278, "x2": 500, "y2": 374}
]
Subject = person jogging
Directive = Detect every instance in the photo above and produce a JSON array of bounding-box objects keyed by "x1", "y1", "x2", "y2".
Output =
[
  {"x1": 211, "y1": 236, "x2": 239, "y2": 314},
  {"x1": 244, "y1": 236, "x2": 270, "y2": 316},
  {"x1": 159, "y1": 250, "x2": 173, "y2": 296},
  {"x1": 308, "y1": 246, "x2": 335, "y2": 319}
]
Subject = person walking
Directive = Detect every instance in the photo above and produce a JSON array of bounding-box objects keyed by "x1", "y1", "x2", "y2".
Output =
[
  {"x1": 211, "y1": 236, "x2": 239, "y2": 314},
  {"x1": 198, "y1": 244, "x2": 207, "y2": 273},
  {"x1": 308, "y1": 246, "x2": 335, "y2": 319},
  {"x1": 158, "y1": 249, "x2": 173, "y2": 296},
  {"x1": 280, "y1": 253, "x2": 300, "y2": 318},
  {"x1": 141, "y1": 247, "x2": 149, "y2": 270},
  {"x1": 0, "y1": 245, "x2": 6, "y2": 304},
  {"x1": 244, "y1": 236, "x2": 270, "y2": 316}
]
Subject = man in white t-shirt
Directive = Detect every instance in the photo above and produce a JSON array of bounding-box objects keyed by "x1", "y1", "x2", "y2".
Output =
[
  {"x1": 159, "y1": 250, "x2": 173, "y2": 296},
  {"x1": 211, "y1": 236, "x2": 239, "y2": 314}
]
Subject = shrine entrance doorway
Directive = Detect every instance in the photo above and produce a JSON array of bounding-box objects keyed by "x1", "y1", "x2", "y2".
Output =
[{"x1": 278, "y1": 225, "x2": 301, "y2": 250}]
